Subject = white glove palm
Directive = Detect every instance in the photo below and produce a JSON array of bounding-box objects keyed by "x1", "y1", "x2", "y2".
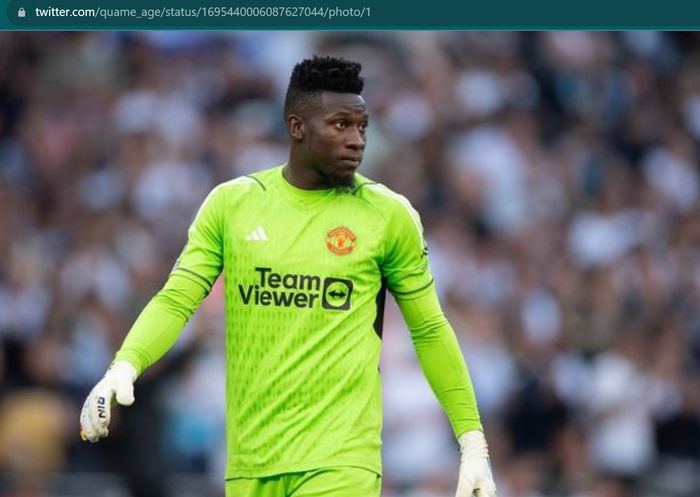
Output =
[
  {"x1": 455, "y1": 430, "x2": 497, "y2": 497},
  {"x1": 80, "y1": 360, "x2": 137, "y2": 442}
]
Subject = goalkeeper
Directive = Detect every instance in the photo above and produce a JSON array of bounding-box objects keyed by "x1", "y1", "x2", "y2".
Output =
[{"x1": 80, "y1": 55, "x2": 497, "y2": 497}]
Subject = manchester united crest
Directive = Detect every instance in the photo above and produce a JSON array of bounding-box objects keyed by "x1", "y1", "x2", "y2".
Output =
[{"x1": 326, "y1": 226, "x2": 356, "y2": 255}]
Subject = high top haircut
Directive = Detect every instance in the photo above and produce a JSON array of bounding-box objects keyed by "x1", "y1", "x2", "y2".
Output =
[{"x1": 284, "y1": 55, "x2": 364, "y2": 117}]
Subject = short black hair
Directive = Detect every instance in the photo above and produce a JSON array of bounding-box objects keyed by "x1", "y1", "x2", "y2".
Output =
[{"x1": 284, "y1": 55, "x2": 364, "y2": 116}]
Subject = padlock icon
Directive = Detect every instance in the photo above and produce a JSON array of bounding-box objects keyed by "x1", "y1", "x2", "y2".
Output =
[{"x1": 18, "y1": 7, "x2": 26, "y2": 17}]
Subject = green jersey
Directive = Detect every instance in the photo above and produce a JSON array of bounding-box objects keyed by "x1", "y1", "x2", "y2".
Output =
[{"x1": 115, "y1": 165, "x2": 481, "y2": 479}]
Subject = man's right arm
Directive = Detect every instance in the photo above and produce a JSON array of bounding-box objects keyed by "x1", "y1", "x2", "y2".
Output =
[
  {"x1": 80, "y1": 184, "x2": 226, "y2": 442},
  {"x1": 113, "y1": 272, "x2": 210, "y2": 374},
  {"x1": 115, "y1": 183, "x2": 226, "y2": 373}
]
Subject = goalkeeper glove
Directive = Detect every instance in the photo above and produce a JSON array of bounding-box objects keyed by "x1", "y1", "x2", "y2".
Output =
[
  {"x1": 80, "y1": 360, "x2": 137, "y2": 442},
  {"x1": 455, "y1": 430, "x2": 497, "y2": 497}
]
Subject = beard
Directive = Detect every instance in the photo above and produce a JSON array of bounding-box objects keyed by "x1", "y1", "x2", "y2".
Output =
[{"x1": 321, "y1": 169, "x2": 357, "y2": 190}]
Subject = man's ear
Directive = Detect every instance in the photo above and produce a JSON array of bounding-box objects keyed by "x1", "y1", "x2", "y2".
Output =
[{"x1": 287, "y1": 114, "x2": 305, "y2": 141}]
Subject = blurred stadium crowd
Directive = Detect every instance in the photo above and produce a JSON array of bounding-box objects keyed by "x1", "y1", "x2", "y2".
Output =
[{"x1": 1, "y1": 31, "x2": 700, "y2": 497}]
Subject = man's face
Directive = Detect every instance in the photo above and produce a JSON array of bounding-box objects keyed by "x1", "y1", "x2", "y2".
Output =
[{"x1": 301, "y1": 91, "x2": 368, "y2": 188}]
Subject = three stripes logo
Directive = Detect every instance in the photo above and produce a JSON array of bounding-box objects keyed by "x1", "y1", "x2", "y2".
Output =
[{"x1": 245, "y1": 226, "x2": 268, "y2": 242}]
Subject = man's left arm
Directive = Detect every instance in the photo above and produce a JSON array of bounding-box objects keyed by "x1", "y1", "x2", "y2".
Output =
[
  {"x1": 396, "y1": 288, "x2": 496, "y2": 497},
  {"x1": 380, "y1": 190, "x2": 496, "y2": 497},
  {"x1": 395, "y1": 288, "x2": 481, "y2": 436}
]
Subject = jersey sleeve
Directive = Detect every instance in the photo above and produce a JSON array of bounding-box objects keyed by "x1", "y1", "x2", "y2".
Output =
[
  {"x1": 114, "y1": 273, "x2": 207, "y2": 374},
  {"x1": 381, "y1": 196, "x2": 433, "y2": 297},
  {"x1": 114, "y1": 185, "x2": 226, "y2": 374},
  {"x1": 396, "y1": 285, "x2": 483, "y2": 437},
  {"x1": 171, "y1": 184, "x2": 226, "y2": 293}
]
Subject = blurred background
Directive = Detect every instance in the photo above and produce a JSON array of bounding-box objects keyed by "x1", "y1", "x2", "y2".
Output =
[{"x1": 1, "y1": 31, "x2": 700, "y2": 497}]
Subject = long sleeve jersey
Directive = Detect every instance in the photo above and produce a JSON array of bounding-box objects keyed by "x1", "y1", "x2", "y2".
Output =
[{"x1": 114, "y1": 165, "x2": 482, "y2": 479}]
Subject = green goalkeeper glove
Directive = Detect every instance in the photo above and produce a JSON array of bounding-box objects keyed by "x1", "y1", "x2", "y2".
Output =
[
  {"x1": 79, "y1": 360, "x2": 137, "y2": 442},
  {"x1": 455, "y1": 430, "x2": 497, "y2": 497}
]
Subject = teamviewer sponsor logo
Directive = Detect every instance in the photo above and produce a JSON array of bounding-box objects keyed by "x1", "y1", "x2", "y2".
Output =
[
  {"x1": 321, "y1": 278, "x2": 353, "y2": 310},
  {"x1": 238, "y1": 267, "x2": 353, "y2": 311}
]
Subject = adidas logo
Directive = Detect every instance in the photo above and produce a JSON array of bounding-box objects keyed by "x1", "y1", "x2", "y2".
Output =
[{"x1": 245, "y1": 226, "x2": 268, "y2": 241}]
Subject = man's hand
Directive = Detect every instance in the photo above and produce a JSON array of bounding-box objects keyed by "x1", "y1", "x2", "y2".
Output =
[
  {"x1": 80, "y1": 360, "x2": 137, "y2": 442},
  {"x1": 455, "y1": 430, "x2": 497, "y2": 497}
]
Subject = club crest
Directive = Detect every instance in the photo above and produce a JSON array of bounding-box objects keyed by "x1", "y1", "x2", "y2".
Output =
[{"x1": 326, "y1": 226, "x2": 356, "y2": 255}]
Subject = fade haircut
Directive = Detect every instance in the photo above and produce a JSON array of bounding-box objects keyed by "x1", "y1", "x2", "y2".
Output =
[{"x1": 284, "y1": 55, "x2": 364, "y2": 117}]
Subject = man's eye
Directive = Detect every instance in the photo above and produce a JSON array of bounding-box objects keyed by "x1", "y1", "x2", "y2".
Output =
[
  {"x1": 335, "y1": 121, "x2": 347, "y2": 130},
  {"x1": 359, "y1": 122, "x2": 368, "y2": 132}
]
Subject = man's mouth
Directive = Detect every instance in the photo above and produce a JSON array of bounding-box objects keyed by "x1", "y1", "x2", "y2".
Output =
[{"x1": 340, "y1": 156, "x2": 362, "y2": 167}]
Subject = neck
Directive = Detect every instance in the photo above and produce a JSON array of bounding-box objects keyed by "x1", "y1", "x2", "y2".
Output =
[{"x1": 284, "y1": 155, "x2": 328, "y2": 190}]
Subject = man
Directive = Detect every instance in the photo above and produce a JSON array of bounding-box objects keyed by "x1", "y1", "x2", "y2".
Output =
[{"x1": 80, "y1": 55, "x2": 497, "y2": 497}]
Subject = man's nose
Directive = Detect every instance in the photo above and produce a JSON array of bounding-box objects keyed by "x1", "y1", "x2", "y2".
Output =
[{"x1": 346, "y1": 127, "x2": 366, "y2": 150}]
